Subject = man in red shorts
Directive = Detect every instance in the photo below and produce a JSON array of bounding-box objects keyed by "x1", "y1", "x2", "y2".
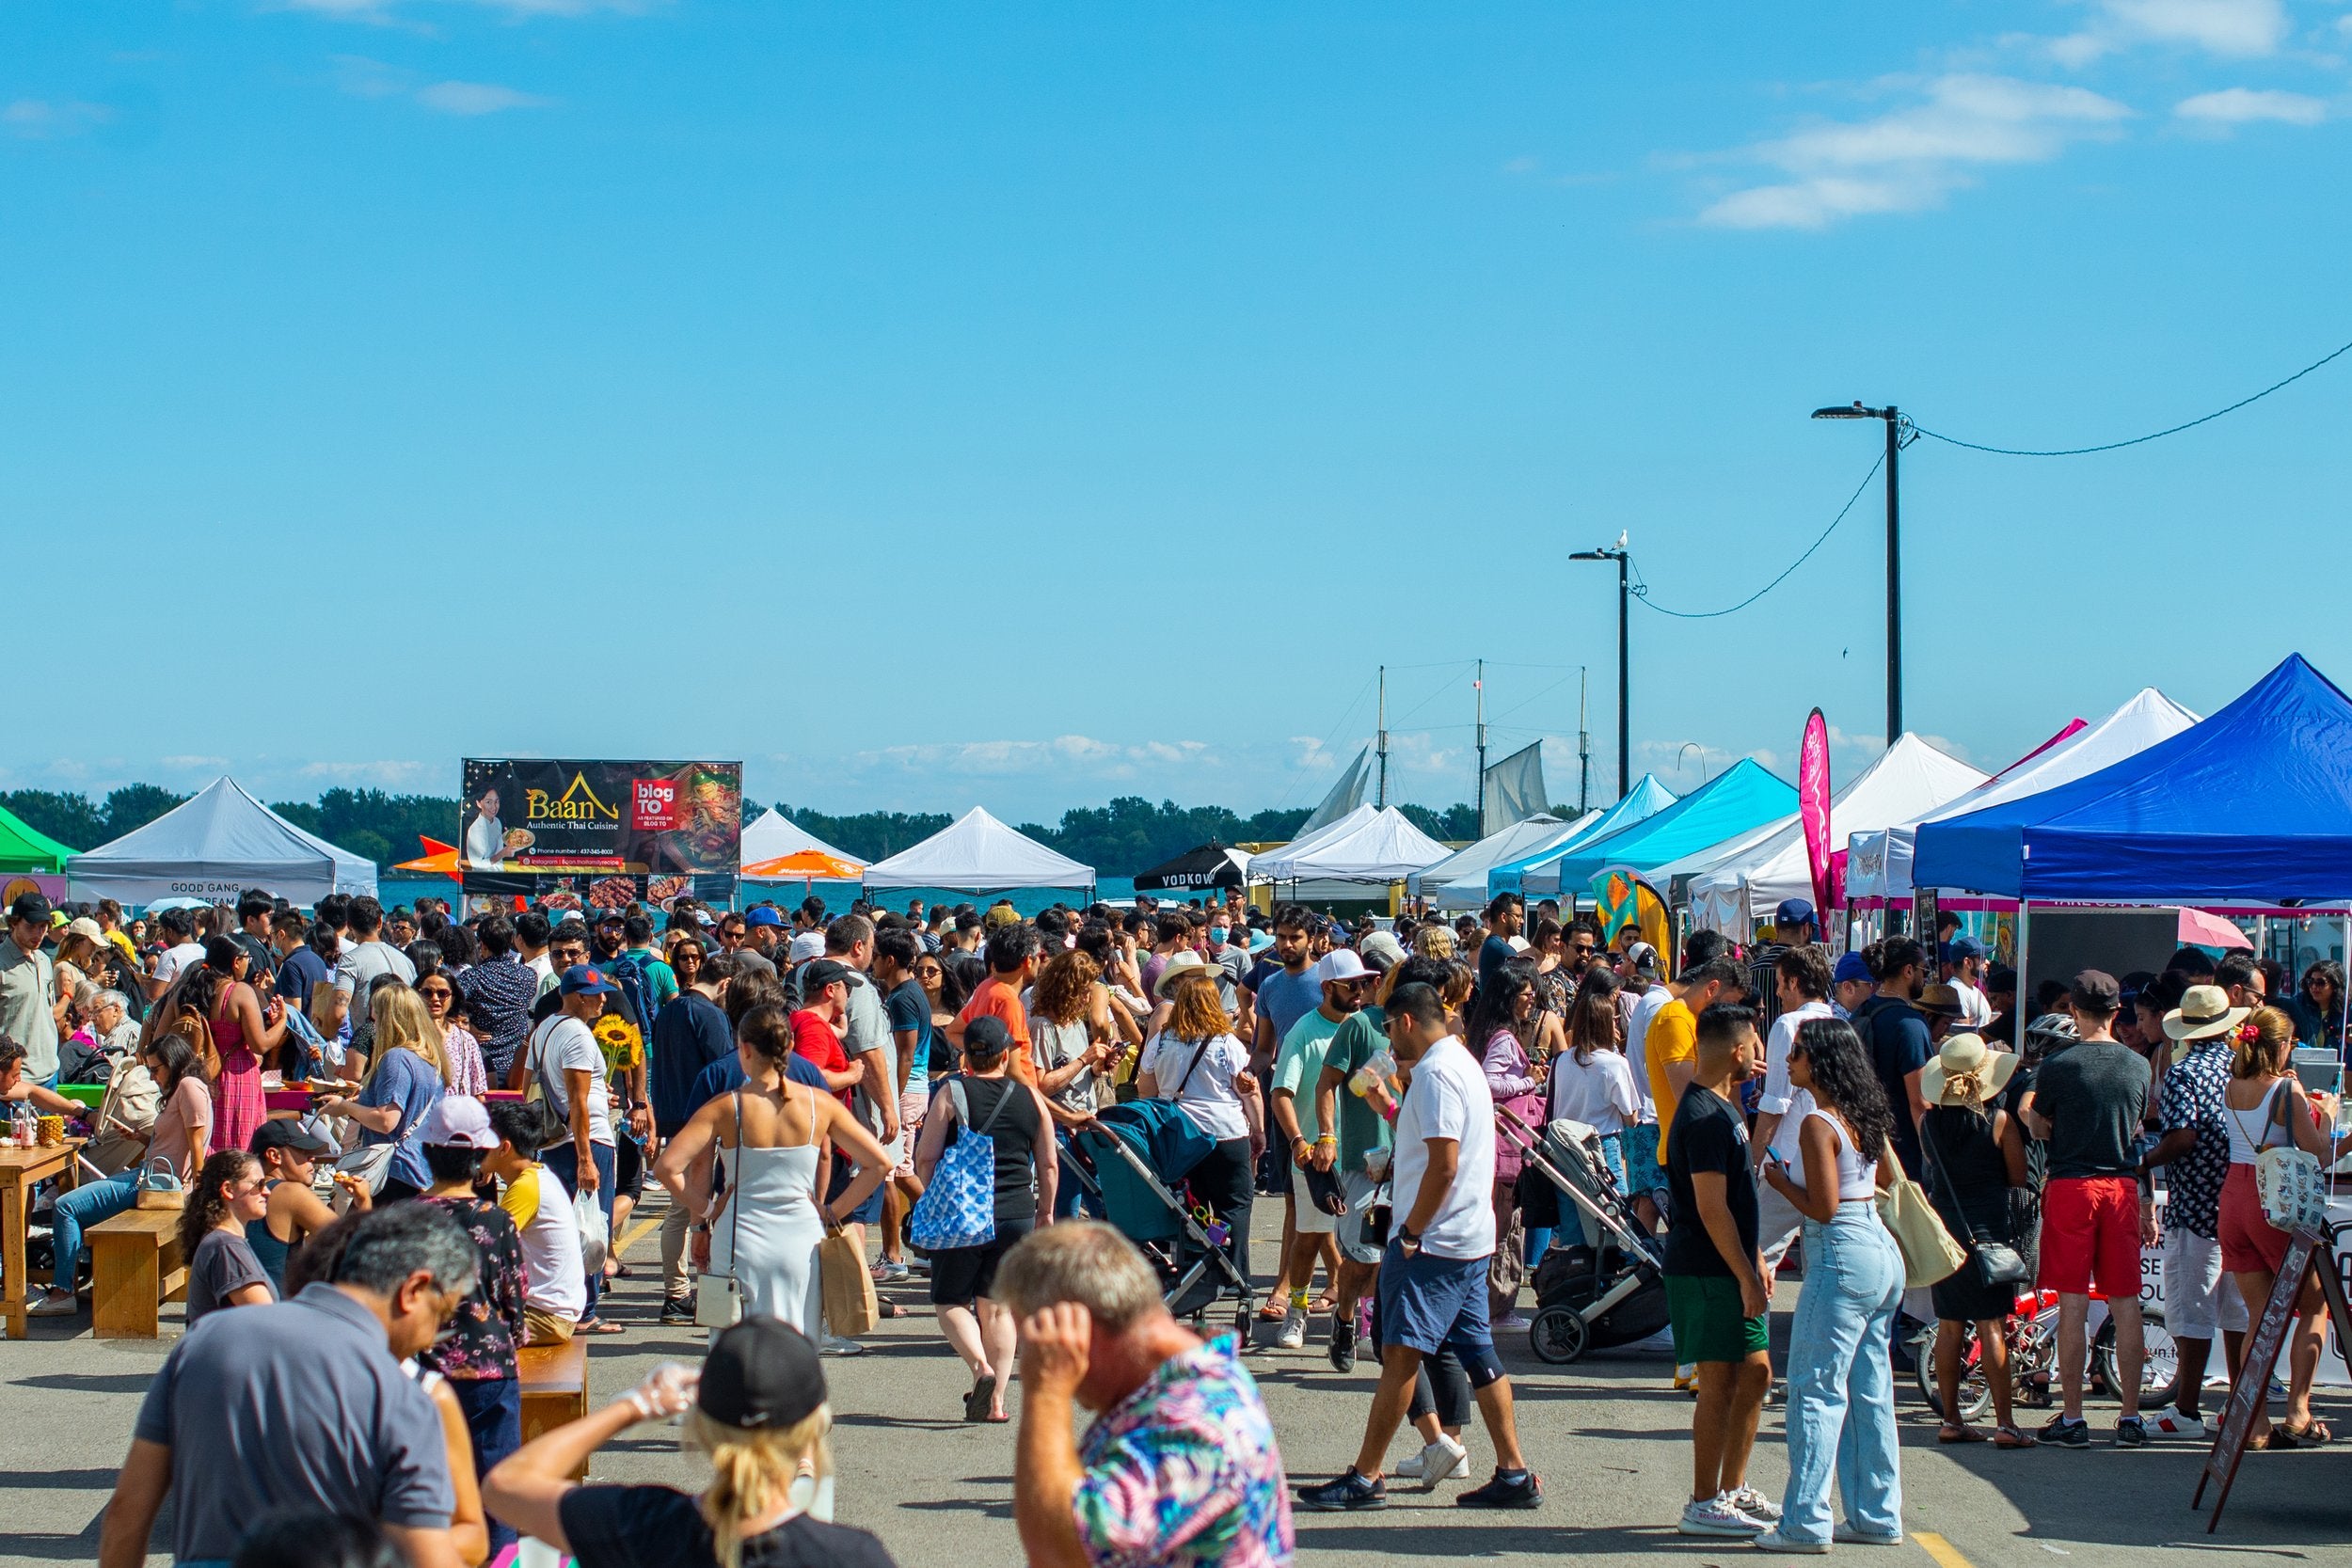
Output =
[{"x1": 2020, "y1": 970, "x2": 2152, "y2": 1448}]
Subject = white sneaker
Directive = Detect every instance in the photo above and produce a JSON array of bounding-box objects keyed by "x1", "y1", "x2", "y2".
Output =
[
  {"x1": 1727, "y1": 1487, "x2": 1782, "y2": 1524},
  {"x1": 1392, "y1": 1434, "x2": 1470, "y2": 1489},
  {"x1": 1681, "y1": 1495, "x2": 1768, "y2": 1537},
  {"x1": 1833, "y1": 1523, "x2": 1904, "y2": 1545},
  {"x1": 1749, "y1": 1528, "x2": 1830, "y2": 1553},
  {"x1": 2148, "y1": 1408, "x2": 2206, "y2": 1440},
  {"x1": 820, "y1": 1334, "x2": 866, "y2": 1356},
  {"x1": 1278, "y1": 1307, "x2": 1307, "y2": 1350},
  {"x1": 25, "y1": 1292, "x2": 77, "y2": 1318}
]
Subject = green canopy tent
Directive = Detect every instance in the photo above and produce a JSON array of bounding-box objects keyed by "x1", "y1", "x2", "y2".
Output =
[{"x1": 0, "y1": 804, "x2": 74, "y2": 874}]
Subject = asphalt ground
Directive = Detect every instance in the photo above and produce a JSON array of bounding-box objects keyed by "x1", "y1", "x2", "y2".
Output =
[{"x1": 4, "y1": 1189, "x2": 2348, "y2": 1566}]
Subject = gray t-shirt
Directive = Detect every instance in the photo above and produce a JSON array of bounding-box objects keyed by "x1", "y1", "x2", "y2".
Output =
[
  {"x1": 135, "y1": 1282, "x2": 454, "y2": 1560},
  {"x1": 336, "y1": 939, "x2": 418, "y2": 1017},
  {"x1": 2033, "y1": 1037, "x2": 2153, "y2": 1181},
  {"x1": 185, "y1": 1228, "x2": 276, "y2": 1326},
  {"x1": 844, "y1": 973, "x2": 896, "y2": 1146}
]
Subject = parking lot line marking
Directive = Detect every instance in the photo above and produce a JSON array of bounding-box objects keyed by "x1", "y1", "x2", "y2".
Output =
[{"x1": 1915, "y1": 1531, "x2": 1976, "y2": 1568}]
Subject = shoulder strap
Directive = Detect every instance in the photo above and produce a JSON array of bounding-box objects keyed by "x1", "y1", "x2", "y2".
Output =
[
  {"x1": 1918, "y1": 1114, "x2": 1987, "y2": 1247},
  {"x1": 1173, "y1": 1035, "x2": 1218, "y2": 1099},
  {"x1": 968, "y1": 1075, "x2": 1016, "y2": 1138},
  {"x1": 729, "y1": 1091, "x2": 744, "y2": 1256}
]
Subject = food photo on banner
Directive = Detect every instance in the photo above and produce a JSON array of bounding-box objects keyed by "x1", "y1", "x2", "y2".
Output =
[{"x1": 459, "y1": 760, "x2": 743, "y2": 908}]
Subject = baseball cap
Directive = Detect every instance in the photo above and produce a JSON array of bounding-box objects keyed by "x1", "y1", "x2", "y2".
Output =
[
  {"x1": 799, "y1": 958, "x2": 851, "y2": 994},
  {"x1": 64, "y1": 916, "x2": 106, "y2": 947},
  {"x1": 7, "y1": 892, "x2": 52, "y2": 927},
  {"x1": 559, "y1": 963, "x2": 619, "y2": 996},
  {"x1": 1773, "y1": 898, "x2": 1815, "y2": 927},
  {"x1": 1357, "y1": 930, "x2": 1406, "y2": 971},
  {"x1": 961, "y1": 1014, "x2": 1014, "y2": 1060},
  {"x1": 1311, "y1": 949, "x2": 1371, "y2": 986},
  {"x1": 787, "y1": 931, "x2": 826, "y2": 964},
  {"x1": 745, "y1": 907, "x2": 785, "y2": 928},
  {"x1": 699, "y1": 1316, "x2": 827, "y2": 1430},
  {"x1": 2071, "y1": 969, "x2": 2122, "y2": 1012},
  {"x1": 418, "y1": 1095, "x2": 499, "y2": 1149},
  {"x1": 1625, "y1": 941, "x2": 1663, "y2": 978},
  {"x1": 1832, "y1": 951, "x2": 1874, "y2": 987},
  {"x1": 593, "y1": 907, "x2": 625, "y2": 925},
  {"x1": 249, "y1": 1118, "x2": 337, "y2": 1158},
  {"x1": 1948, "y1": 936, "x2": 1988, "y2": 962}
]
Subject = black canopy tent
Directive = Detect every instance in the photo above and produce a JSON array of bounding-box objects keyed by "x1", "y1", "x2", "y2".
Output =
[{"x1": 1132, "y1": 841, "x2": 1250, "y2": 892}]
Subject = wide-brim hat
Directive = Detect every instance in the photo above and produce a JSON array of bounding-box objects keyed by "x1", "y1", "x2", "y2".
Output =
[
  {"x1": 1920, "y1": 1032, "x2": 2018, "y2": 1107},
  {"x1": 1153, "y1": 950, "x2": 1218, "y2": 999},
  {"x1": 2164, "y1": 984, "x2": 2249, "y2": 1041}
]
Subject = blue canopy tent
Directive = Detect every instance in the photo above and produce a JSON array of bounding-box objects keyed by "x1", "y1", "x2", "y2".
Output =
[
  {"x1": 1914, "y1": 654, "x2": 2352, "y2": 903},
  {"x1": 1535, "y1": 759, "x2": 1795, "y2": 896},
  {"x1": 1487, "y1": 774, "x2": 1677, "y2": 897}
]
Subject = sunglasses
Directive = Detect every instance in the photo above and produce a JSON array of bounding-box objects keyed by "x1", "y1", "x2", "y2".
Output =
[{"x1": 420, "y1": 985, "x2": 453, "y2": 999}]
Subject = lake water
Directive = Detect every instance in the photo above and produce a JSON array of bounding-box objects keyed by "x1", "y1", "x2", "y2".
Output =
[{"x1": 376, "y1": 875, "x2": 1148, "y2": 916}]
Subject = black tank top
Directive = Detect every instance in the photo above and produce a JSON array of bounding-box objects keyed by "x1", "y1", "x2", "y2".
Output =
[{"x1": 955, "y1": 1073, "x2": 1041, "y2": 1223}]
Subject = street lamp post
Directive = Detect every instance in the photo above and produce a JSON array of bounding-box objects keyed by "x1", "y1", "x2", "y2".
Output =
[
  {"x1": 1811, "y1": 402, "x2": 1903, "y2": 746},
  {"x1": 1570, "y1": 535, "x2": 1630, "y2": 799}
]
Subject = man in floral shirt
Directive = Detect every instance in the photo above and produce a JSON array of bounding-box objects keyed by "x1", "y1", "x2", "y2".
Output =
[
  {"x1": 1002, "y1": 1222, "x2": 1292, "y2": 1567},
  {"x1": 2136, "y1": 984, "x2": 2249, "y2": 1440}
]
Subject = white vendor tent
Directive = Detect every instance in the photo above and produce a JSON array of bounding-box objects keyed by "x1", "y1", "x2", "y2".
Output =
[
  {"x1": 1250, "y1": 805, "x2": 1451, "y2": 895},
  {"x1": 738, "y1": 809, "x2": 869, "y2": 881},
  {"x1": 1688, "y1": 734, "x2": 1986, "y2": 938},
  {"x1": 66, "y1": 776, "x2": 379, "y2": 909},
  {"x1": 1846, "y1": 689, "x2": 2199, "y2": 904},
  {"x1": 1409, "y1": 814, "x2": 1592, "y2": 909},
  {"x1": 861, "y1": 807, "x2": 1094, "y2": 894}
]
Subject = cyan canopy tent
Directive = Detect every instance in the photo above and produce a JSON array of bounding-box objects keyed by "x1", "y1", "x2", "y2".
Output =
[
  {"x1": 1534, "y1": 760, "x2": 1795, "y2": 895},
  {"x1": 1486, "y1": 776, "x2": 1678, "y2": 897},
  {"x1": 1915, "y1": 655, "x2": 2352, "y2": 903}
]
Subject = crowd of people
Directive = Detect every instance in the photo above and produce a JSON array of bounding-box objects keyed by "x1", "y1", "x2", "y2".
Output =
[{"x1": 0, "y1": 876, "x2": 2345, "y2": 1563}]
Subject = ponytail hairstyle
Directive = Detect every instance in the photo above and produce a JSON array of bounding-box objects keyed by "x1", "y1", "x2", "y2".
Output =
[
  {"x1": 179, "y1": 1148, "x2": 261, "y2": 1261},
  {"x1": 685, "y1": 1405, "x2": 834, "y2": 1568},
  {"x1": 2232, "y1": 1005, "x2": 2296, "y2": 1080},
  {"x1": 737, "y1": 1004, "x2": 795, "y2": 1068},
  {"x1": 1565, "y1": 966, "x2": 1623, "y2": 1065}
]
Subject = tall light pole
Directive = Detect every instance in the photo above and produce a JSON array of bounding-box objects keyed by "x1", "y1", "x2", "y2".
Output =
[
  {"x1": 1570, "y1": 535, "x2": 1629, "y2": 799},
  {"x1": 1811, "y1": 402, "x2": 1903, "y2": 747}
]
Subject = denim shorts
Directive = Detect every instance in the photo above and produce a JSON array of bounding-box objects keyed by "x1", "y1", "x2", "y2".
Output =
[{"x1": 1375, "y1": 1243, "x2": 1493, "y2": 1359}]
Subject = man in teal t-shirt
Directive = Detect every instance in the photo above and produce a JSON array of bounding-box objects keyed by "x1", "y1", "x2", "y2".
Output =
[{"x1": 1269, "y1": 950, "x2": 1375, "y2": 1352}]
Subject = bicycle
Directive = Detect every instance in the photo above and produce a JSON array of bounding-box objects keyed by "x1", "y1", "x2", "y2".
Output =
[{"x1": 1911, "y1": 1286, "x2": 2180, "y2": 1424}]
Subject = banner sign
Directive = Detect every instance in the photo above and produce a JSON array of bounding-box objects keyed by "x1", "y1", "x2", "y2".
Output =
[
  {"x1": 461, "y1": 760, "x2": 743, "y2": 881},
  {"x1": 1799, "y1": 708, "x2": 1834, "y2": 919},
  {"x1": 460, "y1": 869, "x2": 739, "y2": 913}
]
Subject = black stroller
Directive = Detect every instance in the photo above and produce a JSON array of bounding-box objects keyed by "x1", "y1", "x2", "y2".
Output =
[{"x1": 1499, "y1": 1109, "x2": 1670, "y2": 1365}]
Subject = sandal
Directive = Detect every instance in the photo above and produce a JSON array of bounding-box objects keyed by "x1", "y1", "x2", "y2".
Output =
[
  {"x1": 574, "y1": 1317, "x2": 628, "y2": 1335},
  {"x1": 1993, "y1": 1426, "x2": 2032, "y2": 1449},
  {"x1": 1255, "y1": 1303, "x2": 1289, "y2": 1323},
  {"x1": 2259, "y1": 1427, "x2": 2299, "y2": 1450},
  {"x1": 2279, "y1": 1419, "x2": 2332, "y2": 1446},
  {"x1": 962, "y1": 1376, "x2": 999, "y2": 1423},
  {"x1": 1938, "y1": 1422, "x2": 1987, "y2": 1445}
]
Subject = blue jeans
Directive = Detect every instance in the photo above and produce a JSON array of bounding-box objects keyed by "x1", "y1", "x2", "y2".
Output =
[
  {"x1": 1778, "y1": 1203, "x2": 1904, "y2": 1544},
  {"x1": 543, "y1": 1141, "x2": 617, "y2": 1318},
  {"x1": 450, "y1": 1375, "x2": 522, "y2": 1554},
  {"x1": 51, "y1": 1170, "x2": 138, "y2": 1291}
]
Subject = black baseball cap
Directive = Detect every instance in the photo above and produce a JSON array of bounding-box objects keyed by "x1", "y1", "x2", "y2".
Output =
[
  {"x1": 799, "y1": 958, "x2": 851, "y2": 994},
  {"x1": 2071, "y1": 969, "x2": 2122, "y2": 1012},
  {"x1": 962, "y1": 1015, "x2": 1013, "y2": 1061},
  {"x1": 699, "y1": 1316, "x2": 826, "y2": 1430},
  {"x1": 8, "y1": 892, "x2": 52, "y2": 927},
  {"x1": 249, "y1": 1118, "x2": 337, "y2": 1158}
]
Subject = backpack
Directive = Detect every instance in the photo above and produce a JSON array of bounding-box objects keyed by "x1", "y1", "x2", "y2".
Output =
[
  {"x1": 907, "y1": 1078, "x2": 1015, "y2": 1252},
  {"x1": 607, "y1": 952, "x2": 655, "y2": 1040},
  {"x1": 171, "y1": 1000, "x2": 220, "y2": 1081}
]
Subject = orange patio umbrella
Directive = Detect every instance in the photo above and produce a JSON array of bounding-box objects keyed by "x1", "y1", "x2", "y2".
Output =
[
  {"x1": 397, "y1": 835, "x2": 461, "y2": 878},
  {"x1": 740, "y1": 848, "x2": 866, "y2": 884}
]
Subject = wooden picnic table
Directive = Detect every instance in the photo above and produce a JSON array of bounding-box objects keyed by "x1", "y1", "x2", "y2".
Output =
[{"x1": 1, "y1": 1139, "x2": 85, "y2": 1339}]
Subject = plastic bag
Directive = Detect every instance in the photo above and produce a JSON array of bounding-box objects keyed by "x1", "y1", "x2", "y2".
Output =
[{"x1": 575, "y1": 1188, "x2": 611, "y2": 1275}]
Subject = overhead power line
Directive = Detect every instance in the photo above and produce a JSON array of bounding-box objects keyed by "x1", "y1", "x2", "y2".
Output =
[
  {"x1": 1628, "y1": 451, "x2": 1884, "y2": 622},
  {"x1": 1910, "y1": 333, "x2": 2352, "y2": 457}
]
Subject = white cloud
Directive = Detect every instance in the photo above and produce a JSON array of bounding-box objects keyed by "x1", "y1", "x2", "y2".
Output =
[
  {"x1": 1699, "y1": 73, "x2": 2132, "y2": 229},
  {"x1": 298, "y1": 760, "x2": 438, "y2": 786},
  {"x1": 415, "y1": 79, "x2": 549, "y2": 115},
  {"x1": 2174, "y1": 86, "x2": 2328, "y2": 123},
  {"x1": 2054, "y1": 0, "x2": 2289, "y2": 65},
  {"x1": 2, "y1": 98, "x2": 114, "y2": 139},
  {"x1": 158, "y1": 755, "x2": 231, "y2": 771}
]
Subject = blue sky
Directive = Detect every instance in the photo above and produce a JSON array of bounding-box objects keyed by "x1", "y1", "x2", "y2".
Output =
[{"x1": 7, "y1": 0, "x2": 2349, "y2": 822}]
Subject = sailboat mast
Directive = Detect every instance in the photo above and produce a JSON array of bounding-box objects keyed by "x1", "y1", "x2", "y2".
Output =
[
  {"x1": 1474, "y1": 659, "x2": 1487, "y2": 834},
  {"x1": 1376, "y1": 666, "x2": 1389, "y2": 809}
]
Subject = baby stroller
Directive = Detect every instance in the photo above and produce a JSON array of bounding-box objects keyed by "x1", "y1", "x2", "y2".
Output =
[
  {"x1": 1071, "y1": 1100, "x2": 1257, "y2": 1338},
  {"x1": 1499, "y1": 1110, "x2": 1670, "y2": 1365}
]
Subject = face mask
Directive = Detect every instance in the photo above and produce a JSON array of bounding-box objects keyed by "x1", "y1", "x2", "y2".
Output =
[{"x1": 1209, "y1": 927, "x2": 1228, "y2": 944}]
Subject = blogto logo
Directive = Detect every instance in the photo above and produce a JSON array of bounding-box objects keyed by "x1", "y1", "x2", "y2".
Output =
[{"x1": 526, "y1": 773, "x2": 622, "y2": 824}]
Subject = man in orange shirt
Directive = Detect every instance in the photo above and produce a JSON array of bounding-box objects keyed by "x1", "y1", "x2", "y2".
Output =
[{"x1": 947, "y1": 923, "x2": 1041, "y2": 1084}]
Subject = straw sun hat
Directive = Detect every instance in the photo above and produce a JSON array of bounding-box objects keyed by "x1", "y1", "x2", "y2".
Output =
[
  {"x1": 1920, "y1": 1033, "x2": 2018, "y2": 1108},
  {"x1": 2162, "y1": 984, "x2": 2250, "y2": 1042}
]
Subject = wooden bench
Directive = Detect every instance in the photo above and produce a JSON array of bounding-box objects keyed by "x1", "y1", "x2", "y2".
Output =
[
  {"x1": 518, "y1": 1338, "x2": 591, "y2": 1479},
  {"x1": 90, "y1": 1210, "x2": 186, "y2": 1339}
]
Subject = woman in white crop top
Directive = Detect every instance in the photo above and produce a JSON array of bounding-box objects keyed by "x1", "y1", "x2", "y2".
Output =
[
  {"x1": 1754, "y1": 1017, "x2": 1907, "y2": 1549},
  {"x1": 2217, "y1": 1007, "x2": 2349, "y2": 1448}
]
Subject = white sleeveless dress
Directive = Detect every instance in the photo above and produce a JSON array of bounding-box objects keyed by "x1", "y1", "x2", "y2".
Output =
[{"x1": 707, "y1": 1117, "x2": 825, "y2": 1341}]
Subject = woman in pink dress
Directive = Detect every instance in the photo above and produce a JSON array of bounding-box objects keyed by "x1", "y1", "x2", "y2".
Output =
[{"x1": 189, "y1": 936, "x2": 292, "y2": 1154}]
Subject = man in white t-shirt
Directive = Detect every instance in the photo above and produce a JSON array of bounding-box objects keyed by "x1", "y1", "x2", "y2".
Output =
[
  {"x1": 1298, "y1": 980, "x2": 1542, "y2": 1513},
  {"x1": 516, "y1": 963, "x2": 618, "y2": 1328},
  {"x1": 1942, "y1": 937, "x2": 1995, "y2": 1029},
  {"x1": 1752, "y1": 946, "x2": 1837, "y2": 1171}
]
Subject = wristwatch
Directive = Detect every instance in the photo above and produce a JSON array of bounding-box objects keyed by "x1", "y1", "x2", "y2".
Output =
[{"x1": 1394, "y1": 1225, "x2": 1421, "y2": 1259}]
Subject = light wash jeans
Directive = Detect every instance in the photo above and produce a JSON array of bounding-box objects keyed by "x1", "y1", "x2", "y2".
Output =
[
  {"x1": 1777, "y1": 1201, "x2": 1904, "y2": 1544},
  {"x1": 50, "y1": 1169, "x2": 139, "y2": 1292}
]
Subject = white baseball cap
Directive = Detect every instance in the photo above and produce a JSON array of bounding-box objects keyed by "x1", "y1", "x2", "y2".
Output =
[
  {"x1": 418, "y1": 1095, "x2": 498, "y2": 1150},
  {"x1": 787, "y1": 931, "x2": 827, "y2": 964},
  {"x1": 1311, "y1": 949, "x2": 1371, "y2": 986}
]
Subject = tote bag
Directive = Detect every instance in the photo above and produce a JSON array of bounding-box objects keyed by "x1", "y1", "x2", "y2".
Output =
[
  {"x1": 2247, "y1": 1081, "x2": 2328, "y2": 1233},
  {"x1": 695, "y1": 1092, "x2": 748, "y2": 1330},
  {"x1": 820, "y1": 1224, "x2": 880, "y2": 1337},
  {"x1": 1875, "y1": 1139, "x2": 1964, "y2": 1288},
  {"x1": 908, "y1": 1078, "x2": 1012, "y2": 1253}
]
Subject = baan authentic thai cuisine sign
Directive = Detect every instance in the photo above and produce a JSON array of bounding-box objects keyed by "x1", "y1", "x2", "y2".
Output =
[{"x1": 460, "y1": 761, "x2": 743, "y2": 906}]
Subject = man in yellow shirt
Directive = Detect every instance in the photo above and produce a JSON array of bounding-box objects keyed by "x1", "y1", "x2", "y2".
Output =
[{"x1": 1644, "y1": 958, "x2": 1750, "y2": 1160}]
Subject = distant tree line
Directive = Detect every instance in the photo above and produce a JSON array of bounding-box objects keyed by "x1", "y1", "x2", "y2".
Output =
[{"x1": 4, "y1": 784, "x2": 1482, "y2": 878}]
